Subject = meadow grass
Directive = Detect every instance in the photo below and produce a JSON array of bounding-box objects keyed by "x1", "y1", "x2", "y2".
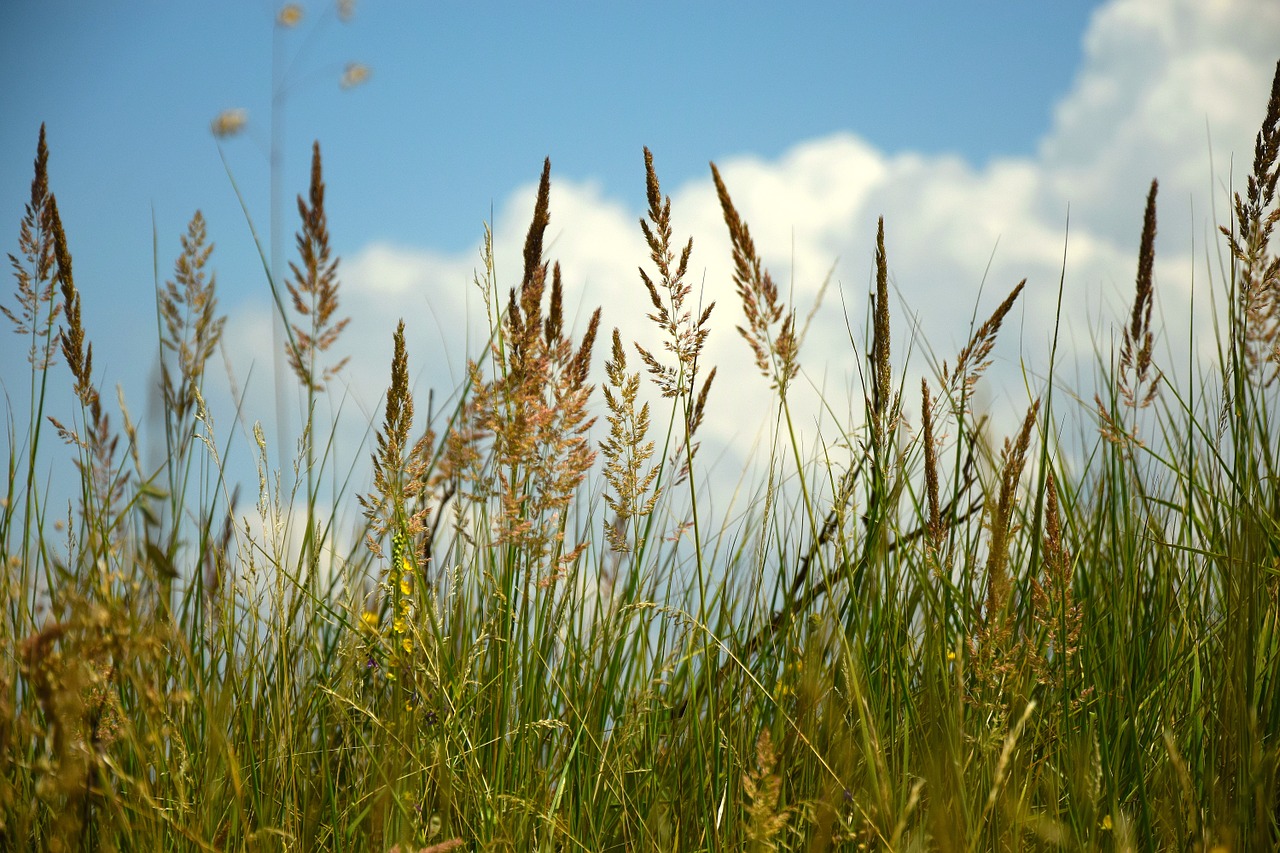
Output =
[{"x1": 2, "y1": 56, "x2": 1279, "y2": 853}]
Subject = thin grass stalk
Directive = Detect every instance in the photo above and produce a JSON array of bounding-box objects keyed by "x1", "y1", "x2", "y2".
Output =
[
  {"x1": 2, "y1": 125, "x2": 62, "y2": 634},
  {"x1": 709, "y1": 163, "x2": 828, "y2": 657}
]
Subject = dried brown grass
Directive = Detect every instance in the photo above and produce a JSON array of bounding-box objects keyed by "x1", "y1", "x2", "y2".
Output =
[{"x1": 285, "y1": 141, "x2": 350, "y2": 392}]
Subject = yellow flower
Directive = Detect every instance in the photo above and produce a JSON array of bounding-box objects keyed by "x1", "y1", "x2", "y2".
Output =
[
  {"x1": 277, "y1": 4, "x2": 303, "y2": 27},
  {"x1": 360, "y1": 610, "x2": 379, "y2": 632},
  {"x1": 1101, "y1": 814, "x2": 1113, "y2": 831},
  {"x1": 393, "y1": 616, "x2": 407, "y2": 635},
  {"x1": 401, "y1": 636, "x2": 412, "y2": 653},
  {"x1": 946, "y1": 649, "x2": 957, "y2": 661},
  {"x1": 400, "y1": 575, "x2": 412, "y2": 597}
]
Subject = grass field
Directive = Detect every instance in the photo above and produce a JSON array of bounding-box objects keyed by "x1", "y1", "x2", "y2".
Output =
[{"x1": 2, "y1": 49, "x2": 1279, "y2": 853}]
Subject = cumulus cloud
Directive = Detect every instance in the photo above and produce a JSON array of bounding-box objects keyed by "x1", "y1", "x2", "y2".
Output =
[{"x1": 221, "y1": 0, "x2": 1278, "y2": 517}]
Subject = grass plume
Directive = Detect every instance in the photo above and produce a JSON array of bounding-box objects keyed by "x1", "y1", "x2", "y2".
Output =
[
  {"x1": 285, "y1": 140, "x2": 349, "y2": 393},
  {"x1": 711, "y1": 161, "x2": 799, "y2": 397}
]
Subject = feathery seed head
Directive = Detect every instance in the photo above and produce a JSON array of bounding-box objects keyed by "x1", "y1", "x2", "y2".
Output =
[
  {"x1": 340, "y1": 62, "x2": 370, "y2": 89},
  {"x1": 277, "y1": 4, "x2": 303, "y2": 27},
  {"x1": 210, "y1": 109, "x2": 248, "y2": 138},
  {"x1": 945, "y1": 280, "x2": 1025, "y2": 407},
  {"x1": 871, "y1": 217, "x2": 892, "y2": 418},
  {"x1": 285, "y1": 141, "x2": 349, "y2": 391},
  {"x1": 1119, "y1": 179, "x2": 1159, "y2": 407},
  {"x1": 3, "y1": 123, "x2": 63, "y2": 368},
  {"x1": 711, "y1": 161, "x2": 798, "y2": 394}
]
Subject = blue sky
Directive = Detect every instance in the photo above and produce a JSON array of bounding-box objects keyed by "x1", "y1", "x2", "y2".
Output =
[
  {"x1": 3, "y1": 0, "x2": 1279, "y2": 539},
  {"x1": 3, "y1": 3, "x2": 1100, "y2": 312}
]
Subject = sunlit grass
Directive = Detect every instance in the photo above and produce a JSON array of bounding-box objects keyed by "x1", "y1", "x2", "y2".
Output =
[{"x1": 2, "y1": 56, "x2": 1279, "y2": 853}]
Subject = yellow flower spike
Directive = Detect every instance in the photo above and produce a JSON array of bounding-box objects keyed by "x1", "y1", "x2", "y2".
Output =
[
  {"x1": 393, "y1": 616, "x2": 407, "y2": 635},
  {"x1": 400, "y1": 576, "x2": 412, "y2": 597},
  {"x1": 277, "y1": 4, "x2": 303, "y2": 27}
]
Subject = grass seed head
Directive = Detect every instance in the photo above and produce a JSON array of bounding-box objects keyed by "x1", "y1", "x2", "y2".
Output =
[{"x1": 285, "y1": 141, "x2": 350, "y2": 391}]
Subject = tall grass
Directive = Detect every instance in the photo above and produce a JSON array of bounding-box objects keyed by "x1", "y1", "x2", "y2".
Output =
[{"x1": 2, "y1": 54, "x2": 1279, "y2": 853}]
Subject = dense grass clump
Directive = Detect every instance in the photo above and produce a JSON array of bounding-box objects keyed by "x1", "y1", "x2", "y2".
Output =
[{"x1": 3, "y1": 58, "x2": 1280, "y2": 853}]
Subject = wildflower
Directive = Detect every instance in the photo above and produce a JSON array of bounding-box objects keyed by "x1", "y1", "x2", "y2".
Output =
[
  {"x1": 1101, "y1": 814, "x2": 1113, "y2": 831},
  {"x1": 360, "y1": 610, "x2": 379, "y2": 632},
  {"x1": 210, "y1": 109, "x2": 247, "y2": 138},
  {"x1": 277, "y1": 4, "x2": 303, "y2": 27},
  {"x1": 946, "y1": 649, "x2": 957, "y2": 661}
]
